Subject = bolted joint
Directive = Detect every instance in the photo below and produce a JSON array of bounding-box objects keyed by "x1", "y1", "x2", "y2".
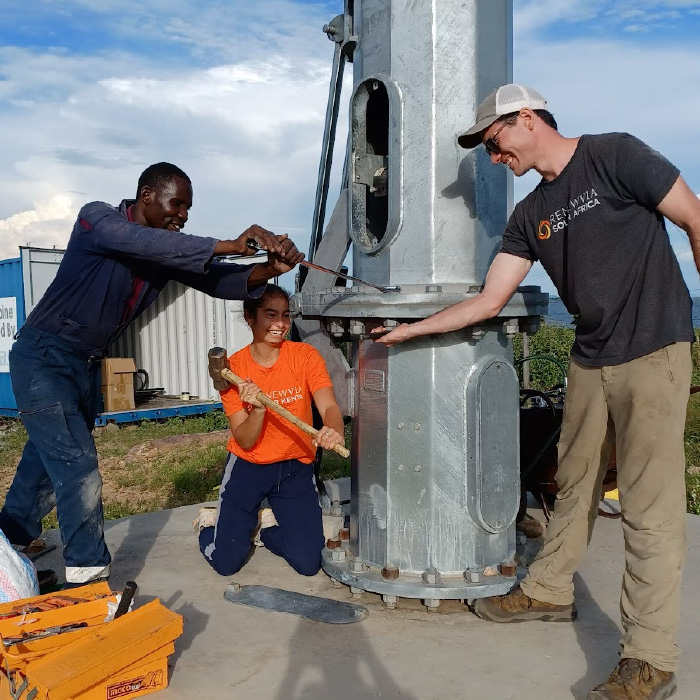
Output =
[
  {"x1": 464, "y1": 569, "x2": 482, "y2": 584},
  {"x1": 422, "y1": 567, "x2": 440, "y2": 585},
  {"x1": 326, "y1": 536, "x2": 341, "y2": 550},
  {"x1": 503, "y1": 318, "x2": 519, "y2": 339},
  {"x1": 499, "y1": 560, "x2": 517, "y2": 578},
  {"x1": 330, "y1": 500, "x2": 342, "y2": 516},
  {"x1": 424, "y1": 599, "x2": 440, "y2": 612},
  {"x1": 327, "y1": 319, "x2": 346, "y2": 338},
  {"x1": 349, "y1": 320, "x2": 365, "y2": 337},
  {"x1": 322, "y1": 14, "x2": 345, "y2": 43},
  {"x1": 332, "y1": 548, "x2": 347, "y2": 562},
  {"x1": 350, "y1": 557, "x2": 364, "y2": 573},
  {"x1": 382, "y1": 594, "x2": 398, "y2": 609},
  {"x1": 381, "y1": 564, "x2": 400, "y2": 580}
]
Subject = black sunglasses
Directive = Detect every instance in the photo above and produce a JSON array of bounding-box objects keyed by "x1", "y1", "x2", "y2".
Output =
[{"x1": 483, "y1": 116, "x2": 518, "y2": 156}]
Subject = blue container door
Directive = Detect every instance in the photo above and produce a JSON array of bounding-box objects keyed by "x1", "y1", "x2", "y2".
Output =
[{"x1": 0, "y1": 257, "x2": 24, "y2": 414}]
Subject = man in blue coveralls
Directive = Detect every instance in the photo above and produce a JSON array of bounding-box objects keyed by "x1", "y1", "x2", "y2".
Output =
[{"x1": 0, "y1": 162, "x2": 304, "y2": 587}]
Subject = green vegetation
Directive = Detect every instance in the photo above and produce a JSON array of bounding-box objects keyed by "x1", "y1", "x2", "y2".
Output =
[
  {"x1": 318, "y1": 423, "x2": 352, "y2": 481},
  {"x1": 513, "y1": 323, "x2": 574, "y2": 390}
]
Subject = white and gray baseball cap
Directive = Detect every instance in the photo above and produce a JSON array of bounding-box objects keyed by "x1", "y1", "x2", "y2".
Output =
[{"x1": 458, "y1": 84, "x2": 547, "y2": 149}]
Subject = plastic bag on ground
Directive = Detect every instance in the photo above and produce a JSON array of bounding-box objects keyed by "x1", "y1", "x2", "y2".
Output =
[{"x1": 0, "y1": 528, "x2": 40, "y2": 603}]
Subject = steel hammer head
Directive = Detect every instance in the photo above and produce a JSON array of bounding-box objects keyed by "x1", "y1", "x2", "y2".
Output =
[{"x1": 208, "y1": 347, "x2": 231, "y2": 392}]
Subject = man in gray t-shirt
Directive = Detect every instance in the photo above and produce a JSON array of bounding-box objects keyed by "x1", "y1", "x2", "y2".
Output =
[{"x1": 376, "y1": 84, "x2": 700, "y2": 700}]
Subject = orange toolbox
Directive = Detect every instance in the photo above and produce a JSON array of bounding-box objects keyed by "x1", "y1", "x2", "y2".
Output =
[{"x1": 0, "y1": 582, "x2": 183, "y2": 700}]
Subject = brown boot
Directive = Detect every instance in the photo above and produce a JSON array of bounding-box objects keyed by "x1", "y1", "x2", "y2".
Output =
[
  {"x1": 516, "y1": 514, "x2": 546, "y2": 539},
  {"x1": 472, "y1": 587, "x2": 576, "y2": 623},
  {"x1": 587, "y1": 659, "x2": 677, "y2": 700}
]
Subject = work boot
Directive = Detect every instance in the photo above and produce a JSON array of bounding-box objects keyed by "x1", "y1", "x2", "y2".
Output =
[
  {"x1": 192, "y1": 506, "x2": 217, "y2": 533},
  {"x1": 472, "y1": 587, "x2": 577, "y2": 623},
  {"x1": 587, "y1": 658, "x2": 677, "y2": 699},
  {"x1": 516, "y1": 514, "x2": 546, "y2": 539},
  {"x1": 12, "y1": 538, "x2": 47, "y2": 556},
  {"x1": 252, "y1": 507, "x2": 278, "y2": 547}
]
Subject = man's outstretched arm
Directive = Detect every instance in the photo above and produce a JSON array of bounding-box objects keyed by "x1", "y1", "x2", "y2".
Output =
[{"x1": 374, "y1": 252, "x2": 532, "y2": 347}]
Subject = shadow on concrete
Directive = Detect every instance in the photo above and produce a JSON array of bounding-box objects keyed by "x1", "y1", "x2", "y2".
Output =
[
  {"x1": 275, "y1": 618, "x2": 418, "y2": 700},
  {"x1": 570, "y1": 573, "x2": 621, "y2": 699},
  {"x1": 165, "y1": 590, "x2": 210, "y2": 671},
  {"x1": 107, "y1": 508, "x2": 171, "y2": 585},
  {"x1": 133, "y1": 589, "x2": 210, "y2": 673}
]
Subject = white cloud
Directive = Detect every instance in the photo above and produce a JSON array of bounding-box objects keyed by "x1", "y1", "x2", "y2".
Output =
[
  {"x1": 1, "y1": 0, "x2": 698, "y2": 299},
  {"x1": 0, "y1": 195, "x2": 78, "y2": 259},
  {"x1": 0, "y1": 2, "x2": 349, "y2": 261}
]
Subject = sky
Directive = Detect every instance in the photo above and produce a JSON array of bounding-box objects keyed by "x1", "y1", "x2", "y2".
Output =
[{"x1": 1, "y1": 0, "x2": 700, "y2": 296}]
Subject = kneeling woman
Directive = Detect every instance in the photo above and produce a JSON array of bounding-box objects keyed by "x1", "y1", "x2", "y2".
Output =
[{"x1": 197, "y1": 284, "x2": 344, "y2": 577}]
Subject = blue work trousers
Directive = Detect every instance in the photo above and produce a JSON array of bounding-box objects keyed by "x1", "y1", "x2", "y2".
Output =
[
  {"x1": 0, "y1": 327, "x2": 111, "y2": 583},
  {"x1": 200, "y1": 454, "x2": 324, "y2": 577}
]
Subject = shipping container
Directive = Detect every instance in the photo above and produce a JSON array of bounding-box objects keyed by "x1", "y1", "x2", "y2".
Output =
[{"x1": 0, "y1": 247, "x2": 256, "y2": 423}]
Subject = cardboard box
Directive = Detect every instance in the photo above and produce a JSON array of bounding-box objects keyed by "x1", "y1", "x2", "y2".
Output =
[
  {"x1": 102, "y1": 384, "x2": 135, "y2": 412},
  {"x1": 101, "y1": 358, "x2": 137, "y2": 386},
  {"x1": 101, "y1": 358, "x2": 137, "y2": 412}
]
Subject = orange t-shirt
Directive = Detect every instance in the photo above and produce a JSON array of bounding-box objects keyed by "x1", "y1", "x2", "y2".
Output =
[{"x1": 220, "y1": 341, "x2": 334, "y2": 464}]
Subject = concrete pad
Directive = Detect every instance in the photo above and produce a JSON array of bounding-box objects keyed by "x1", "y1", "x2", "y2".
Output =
[{"x1": 37, "y1": 509, "x2": 700, "y2": 700}]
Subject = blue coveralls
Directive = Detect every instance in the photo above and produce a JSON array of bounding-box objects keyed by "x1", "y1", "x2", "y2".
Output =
[
  {"x1": 0, "y1": 199, "x2": 262, "y2": 584},
  {"x1": 200, "y1": 455, "x2": 325, "y2": 577}
]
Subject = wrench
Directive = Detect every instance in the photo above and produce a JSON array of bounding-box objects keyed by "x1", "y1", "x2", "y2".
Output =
[{"x1": 245, "y1": 239, "x2": 401, "y2": 293}]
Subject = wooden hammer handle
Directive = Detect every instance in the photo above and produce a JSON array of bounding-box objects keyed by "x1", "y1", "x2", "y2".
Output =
[{"x1": 221, "y1": 368, "x2": 350, "y2": 458}]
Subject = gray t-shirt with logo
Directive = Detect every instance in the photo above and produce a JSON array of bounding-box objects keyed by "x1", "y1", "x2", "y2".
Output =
[{"x1": 501, "y1": 132, "x2": 692, "y2": 366}]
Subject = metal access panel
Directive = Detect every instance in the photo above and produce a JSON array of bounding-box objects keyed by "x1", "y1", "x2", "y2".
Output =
[{"x1": 353, "y1": 331, "x2": 520, "y2": 572}]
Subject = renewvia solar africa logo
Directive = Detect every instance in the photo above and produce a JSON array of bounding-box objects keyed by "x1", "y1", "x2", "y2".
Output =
[
  {"x1": 537, "y1": 220, "x2": 551, "y2": 240},
  {"x1": 539, "y1": 188, "x2": 602, "y2": 241},
  {"x1": 107, "y1": 670, "x2": 163, "y2": 698}
]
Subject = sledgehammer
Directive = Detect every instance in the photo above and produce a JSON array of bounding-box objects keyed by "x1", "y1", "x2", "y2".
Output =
[{"x1": 208, "y1": 347, "x2": 350, "y2": 458}]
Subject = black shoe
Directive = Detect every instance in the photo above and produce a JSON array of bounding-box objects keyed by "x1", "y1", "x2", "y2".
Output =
[{"x1": 37, "y1": 569, "x2": 58, "y2": 595}]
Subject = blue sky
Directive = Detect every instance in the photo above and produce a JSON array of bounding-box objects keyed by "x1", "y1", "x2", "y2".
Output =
[{"x1": 1, "y1": 0, "x2": 699, "y2": 295}]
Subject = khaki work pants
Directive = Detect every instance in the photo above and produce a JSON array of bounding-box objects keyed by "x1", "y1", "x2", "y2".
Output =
[{"x1": 520, "y1": 343, "x2": 691, "y2": 671}]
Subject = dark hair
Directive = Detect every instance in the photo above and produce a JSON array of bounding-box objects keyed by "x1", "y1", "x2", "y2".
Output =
[
  {"x1": 136, "y1": 162, "x2": 191, "y2": 199},
  {"x1": 534, "y1": 109, "x2": 558, "y2": 130},
  {"x1": 243, "y1": 284, "x2": 290, "y2": 320},
  {"x1": 498, "y1": 109, "x2": 558, "y2": 132}
]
